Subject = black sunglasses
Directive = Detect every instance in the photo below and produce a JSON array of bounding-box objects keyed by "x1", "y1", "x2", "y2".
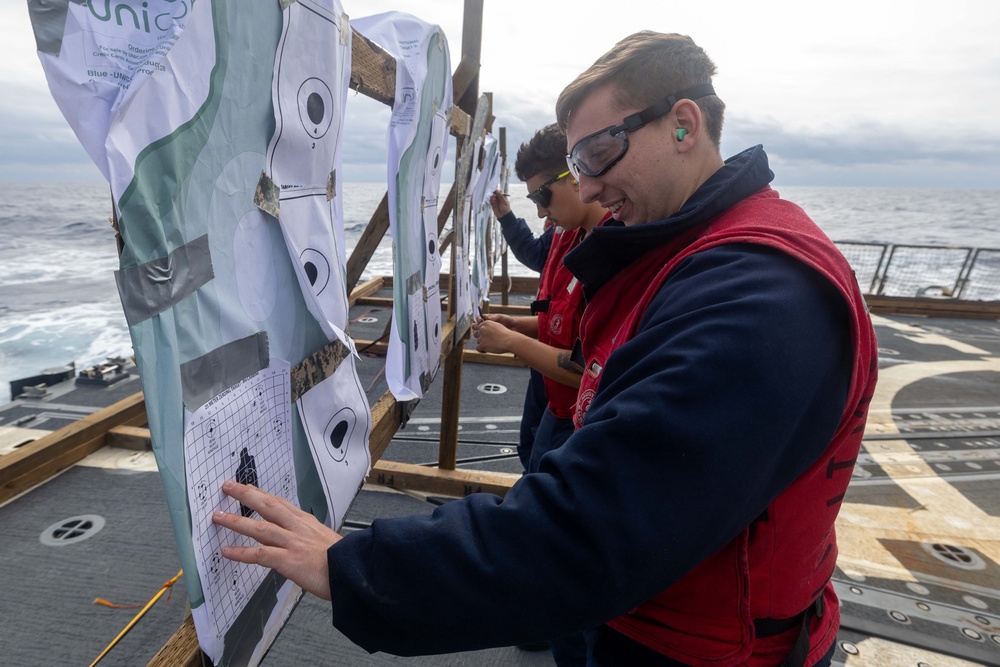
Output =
[
  {"x1": 526, "y1": 170, "x2": 571, "y2": 208},
  {"x1": 566, "y1": 83, "x2": 716, "y2": 178}
]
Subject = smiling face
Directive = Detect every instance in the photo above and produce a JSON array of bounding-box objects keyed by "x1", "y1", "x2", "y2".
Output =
[{"x1": 565, "y1": 84, "x2": 686, "y2": 226}]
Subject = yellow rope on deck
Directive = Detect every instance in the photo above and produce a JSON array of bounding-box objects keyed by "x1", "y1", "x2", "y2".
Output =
[{"x1": 88, "y1": 569, "x2": 183, "y2": 667}]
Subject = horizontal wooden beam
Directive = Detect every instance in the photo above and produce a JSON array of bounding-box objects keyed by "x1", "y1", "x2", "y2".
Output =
[
  {"x1": 354, "y1": 296, "x2": 393, "y2": 308},
  {"x1": 370, "y1": 460, "x2": 518, "y2": 497},
  {"x1": 865, "y1": 295, "x2": 1000, "y2": 320},
  {"x1": 368, "y1": 390, "x2": 404, "y2": 464},
  {"x1": 0, "y1": 392, "x2": 146, "y2": 504},
  {"x1": 352, "y1": 295, "x2": 528, "y2": 319},
  {"x1": 348, "y1": 276, "x2": 385, "y2": 306},
  {"x1": 463, "y1": 349, "x2": 527, "y2": 367},
  {"x1": 375, "y1": 273, "x2": 539, "y2": 296},
  {"x1": 348, "y1": 29, "x2": 396, "y2": 105},
  {"x1": 480, "y1": 304, "x2": 530, "y2": 316},
  {"x1": 146, "y1": 615, "x2": 203, "y2": 667},
  {"x1": 491, "y1": 275, "x2": 538, "y2": 295},
  {"x1": 106, "y1": 424, "x2": 153, "y2": 451}
]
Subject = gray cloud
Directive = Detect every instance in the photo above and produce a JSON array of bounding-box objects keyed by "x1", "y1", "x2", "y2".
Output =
[
  {"x1": 0, "y1": 80, "x2": 103, "y2": 180},
  {"x1": 3, "y1": 82, "x2": 998, "y2": 188},
  {"x1": 723, "y1": 117, "x2": 1000, "y2": 188}
]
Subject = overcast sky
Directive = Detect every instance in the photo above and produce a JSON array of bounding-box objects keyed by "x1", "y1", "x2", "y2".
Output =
[{"x1": 3, "y1": 0, "x2": 999, "y2": 188}]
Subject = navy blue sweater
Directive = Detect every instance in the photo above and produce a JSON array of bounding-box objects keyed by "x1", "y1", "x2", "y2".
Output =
[
  {"x1": 327, "y1": 146, "x2": 852, "y2": 656},
  {"x1": 498, "y1": 211, "x2": 553, "y2": 273}
]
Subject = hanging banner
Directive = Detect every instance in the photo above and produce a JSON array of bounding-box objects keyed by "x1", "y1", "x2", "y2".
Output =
[{"x1": 27, "y1": 1, "x2": 370, "y2": 664}]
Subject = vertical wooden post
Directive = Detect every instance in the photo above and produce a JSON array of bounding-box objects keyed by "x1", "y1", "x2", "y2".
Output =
[
  {"x1": 437, "y1": 347, "x2": 463, "y2": 470},
  {"x1": 345, "y1": 193, "x2": 391, "y2": 293},
  {"x1": 438, "y1": 0, "x2": 484, "y2": 470},
  {"x1": 455, "y1": 0, "x2": 484, "y2": 116}
]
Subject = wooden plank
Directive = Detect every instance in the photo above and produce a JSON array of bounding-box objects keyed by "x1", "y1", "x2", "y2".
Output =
[
  {"x1": 352, "y1": 339, "x2": 389, "y2": 356},
  {"x1": 437, "y1": 336, "x2": 465, "y2": 470},
  {"x1": 1, "y1": 433, "x2": 107, "y2": 502},
  {"x1": 348, "y1": 276, "x2": 385, "y2": 306},
  {"x1": 0, "y1": 392, "x2": 146, "y2": 504},
  {"x1": 355, "y1": 296, "x2": 530, "y2": 316},
  {"x1": 439, "y1": 228, "x2": 455, "y2": 258},
  {"x1": 345, "y1": 193, "x2": 391, "y2": 293},
  {"x1": 370, "y1": 460, "x2": 518, "y2": 497},
  {"x1": 349, "y1": 342, "x2": 524, "y2": 369},
  {"x1": 380, "y1": 272, "x2": 536, "y2": 295},
  {"x1": 455, "y1": 1, "x2": 484, "y2": 114},
  {"x1": 354, "y1": 296, "x2": 393, "y2": 308},
  {"x1": 482, "y1": 304, "x2": 530, "y2": 316},
  {"x1": 368, "y1": 390, "x2": 404, "y2": 464},
  {"x1": 348, "y1": 29, "x2": 396, "y2": 106},
  {"x1": 122, "y1": 411, "x2": 150, "y2": 428},
  {"x1": 451, "y1": 56, "x2": 480, "y2": 107},
  {"x1": 365, "y1": 316, "x2": 458, "y2": 464},
  {"x1": 449, "y1": 105, "x2": 471, "y2": 142},
  {"x1": 490, "y1": 275, "x2": 538, "y2": 295},
  {"x1": 107, "y1": 425, "x2": 153, "y2": 451},
  {"x1": 146, "y1": 615, "x2": 206, "y2": 667},
  {"x1": 463, "y1": 349, "x2": 527, "y2": 367},
  {"x1": 865, "y1": 295, "x2": 1000, "y2": 320}
]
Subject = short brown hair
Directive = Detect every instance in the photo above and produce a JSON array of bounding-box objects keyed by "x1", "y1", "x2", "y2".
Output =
[
  {"x1": 556, "y1": 31, "x2": 725, "y2": 147},
  {"x1": 514, "y1": 123, "x2": 569, "y2": 182}
]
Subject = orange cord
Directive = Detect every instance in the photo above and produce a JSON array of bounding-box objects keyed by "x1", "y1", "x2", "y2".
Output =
[{"x1": 88, "y1": 569, "x2": 183, "y2": 667}]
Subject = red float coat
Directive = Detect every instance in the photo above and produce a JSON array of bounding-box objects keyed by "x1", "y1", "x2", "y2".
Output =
[
  {"x1": 535, "y1": 213, "x2": 611, "y2": 419},
  {"x1": 574, "y1": 188, "x2": 878, "y2": 666}
]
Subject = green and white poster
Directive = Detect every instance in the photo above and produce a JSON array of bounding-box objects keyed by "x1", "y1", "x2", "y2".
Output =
[{"x1": 28, "y1": 1, "x2": 370, "y2": 663}]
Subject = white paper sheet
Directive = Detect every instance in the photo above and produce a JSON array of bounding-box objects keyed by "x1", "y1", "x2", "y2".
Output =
[
  {"x1": 296, "y1": 352, "x2": 372, "y2": 529},
  {"x1": 263, "y1": 0, "x2": 353, "y2": 348},
  {"x1": 471, "y1": 133, "x2": 501, "y2": 319},
  {"x1": 354, "y1": 12, "x2": 452, "y2": 401},
  {"x1": 184, "y1": 360, "x2": 295, "y2": 661},
  {"x1": 31, "y1": 0, "x2": 206, "y2": 188}
]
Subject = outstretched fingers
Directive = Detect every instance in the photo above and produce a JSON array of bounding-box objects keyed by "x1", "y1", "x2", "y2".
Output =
[
  {"x1": 213, "y1": 480, "x2": 339, "y2": 600},
  {"x1": 222, "y1": 479, "x2": 294, "y2": 521}
]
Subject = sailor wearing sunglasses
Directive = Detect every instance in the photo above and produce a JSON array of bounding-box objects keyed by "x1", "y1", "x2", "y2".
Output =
[
  {"x1": 480, "y1": 125, "x2": 609, "y2": 494},
  {"x1": 475, "y1": 125, "x2": 609, "y2": 474},
  {"x1": 476, "y1": 123, "x2": 609, "y2": 665}
]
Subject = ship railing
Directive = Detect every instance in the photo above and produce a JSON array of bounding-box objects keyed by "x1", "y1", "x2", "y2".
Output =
[{"x1": 835, "y1": 242, "x2": 1000, "y2": 302}]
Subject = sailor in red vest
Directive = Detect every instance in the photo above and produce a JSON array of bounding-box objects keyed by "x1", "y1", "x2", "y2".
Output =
[
  {"x1": 475, "y1": 124, "x2": 609, "y2": 478},
  {"x1": 215, "y1": 30, "x2": 877, "y2": 667},
  {"x1": 475, "y1": 124, "x2": 609, "y2": 666}
]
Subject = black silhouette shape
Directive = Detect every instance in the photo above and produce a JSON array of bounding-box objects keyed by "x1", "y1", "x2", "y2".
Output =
[{"x1": 235, "y1": 447, "x2": 259, "y2": 517}]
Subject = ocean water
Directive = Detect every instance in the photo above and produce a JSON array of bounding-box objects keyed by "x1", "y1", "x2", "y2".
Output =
[{"x1": 1, "y1": 182, "x2": 999, "y2": 404}]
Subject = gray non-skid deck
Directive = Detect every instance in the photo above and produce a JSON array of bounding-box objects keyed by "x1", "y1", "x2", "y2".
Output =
[{"x1": 2, "y1": 310, "x2": 1000, "y2": 665}]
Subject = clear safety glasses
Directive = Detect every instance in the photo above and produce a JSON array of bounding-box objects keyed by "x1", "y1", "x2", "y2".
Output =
[{"x1": 565, "y1": 83, "x2": 716, "y2": 179}]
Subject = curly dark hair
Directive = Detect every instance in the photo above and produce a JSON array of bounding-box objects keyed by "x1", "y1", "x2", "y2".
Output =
[{"x1": 514, "y1": 123, "x2": 569, "y2": 183}]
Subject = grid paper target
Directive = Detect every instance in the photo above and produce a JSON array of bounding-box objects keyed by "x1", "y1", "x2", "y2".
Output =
[{"x1": 184, "y1": 365, "x2": 295, "y2": 639}]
